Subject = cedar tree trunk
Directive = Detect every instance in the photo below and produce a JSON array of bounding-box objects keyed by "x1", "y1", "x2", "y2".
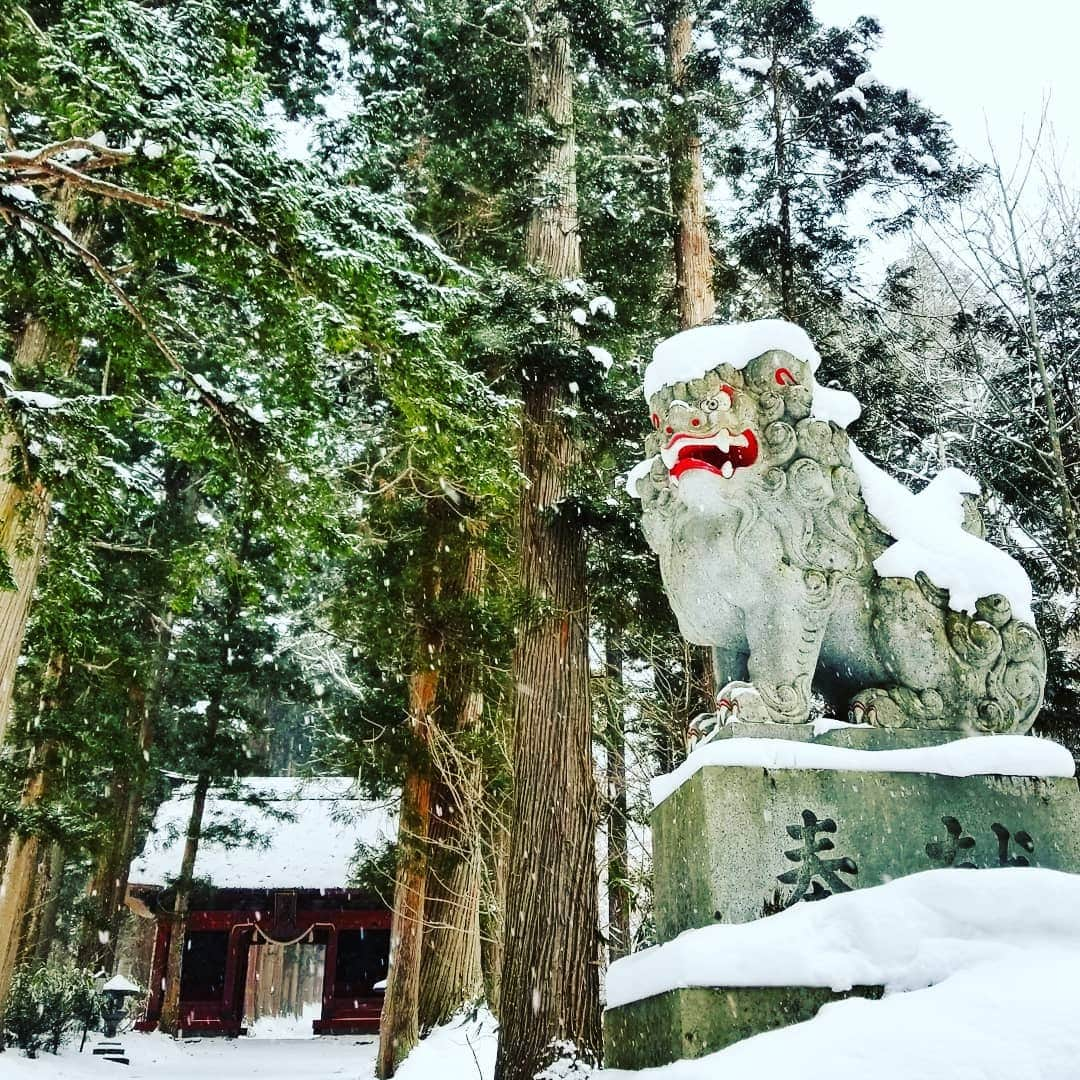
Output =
[
  {"x1": 375, "y1": 677, "x2": 437, "y2": 1075},
  {"x1": 157, "y1": 764, "x2": 213, "y2": 1035},
  {"x1": 0, "y1": 187, "x2": 84, "y2": 744},
  {"x1": 377, "y1": 548, "x2": 444, "y2": 1077},
  {"x1": 479, "y1": 804, "x2": 510, "y2": 1017},
  {"x1": 0, "y1": 652, "x2": 66, "y2": 1008},
  {"x1": 418, "y1": 541, "x2": 487, "y2": 1031},
  {"x1": 604, "y1": 636, "x2": 630, "y2": 962},
  {"x1": 495, "y1": 3, "x2": 602, "y2": 1076},
  {"x1": 30, "y1": 842, "x2": 65, "y2": 966},
  {"x1": 666, "y1": 9, "x2": 716, "y2": 328},
  {"x1": 77, "y1": 669, "x2": 159, "y2": 973},
  {"x1": 665, "y1": 11, "x2": 718, "y2": 719},
  {"x1": 0, "y1": 320, "x2": 61, "y2": 744}
]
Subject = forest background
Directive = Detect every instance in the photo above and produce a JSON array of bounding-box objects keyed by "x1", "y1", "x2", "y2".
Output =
[{"x1": 0, "y1": 0, "x2": 1077, "y2": 1077}]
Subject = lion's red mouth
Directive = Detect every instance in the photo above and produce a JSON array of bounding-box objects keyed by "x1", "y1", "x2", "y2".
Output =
[{"x1": 666, "y1": 429, "x2": 759, "y2": 479}]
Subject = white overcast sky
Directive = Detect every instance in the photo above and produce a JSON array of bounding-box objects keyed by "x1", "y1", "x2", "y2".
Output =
[{"x1": 814, "y1": 0, "x2": 1076, "y2": 167}]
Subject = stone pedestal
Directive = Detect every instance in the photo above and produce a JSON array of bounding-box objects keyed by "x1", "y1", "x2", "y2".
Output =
[
  {"x1": 604, "y1": 985, "x2": 883, "y2": 1069},
  {"x1": 654, "y1": 761, "x2": 1080, "y2": 941},
  {"x1": 603, "y1": 728, "x2": 1080, "y2": 1071}
]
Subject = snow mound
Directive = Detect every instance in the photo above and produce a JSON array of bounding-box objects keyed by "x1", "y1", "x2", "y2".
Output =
[
  {"x1": 641, "y1": 320, "x2": 861, "y2": 430},
  {"x1": 606, "y1": 867, "x2": 1080, "y2": 1006},
  {"x1": 395, "y1": 1008, "x2": 498, "y2": 1080},
  {"x1": 650, "y1": 735, "x2": 1073, "y2": 807},
  {"x1": 850, "y1": 445, "x2": 1036, "y2": 624},
  {"x1": 603, "y1": 869, "x2": 1080, "y2": 1080}
]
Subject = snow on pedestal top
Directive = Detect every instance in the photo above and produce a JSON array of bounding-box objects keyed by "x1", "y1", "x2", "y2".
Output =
[
  {"x1": 128, "y1": 776, "x2": 396, "y2": 891},
  {"x1": 650, "y1": 735, "x2": 1075, "y2": 807}
]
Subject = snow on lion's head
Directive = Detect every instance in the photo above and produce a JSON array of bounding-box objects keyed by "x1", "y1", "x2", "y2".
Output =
[{"x1": 629, "y1": 322, "x2": 866, "y2": 568}]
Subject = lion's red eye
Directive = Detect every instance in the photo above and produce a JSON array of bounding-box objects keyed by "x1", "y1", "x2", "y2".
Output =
[
  {"x1": 775, "y1": 367, "x2": 796, "y2": 386},
  {"x1": 665, "y1": 426, "x2": 673, "y2": 435},
  {"x1": 651, "y1": 413, "x2": 660, "y2": 428},
  {"x1": 691, "y1": 417, "x2": 700, "y2": 426}
]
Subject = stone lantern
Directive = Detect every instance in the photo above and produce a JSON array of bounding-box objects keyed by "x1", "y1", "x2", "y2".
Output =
[{"x1": 94, "y1": 975, "x2": 141, "y2": 1065}]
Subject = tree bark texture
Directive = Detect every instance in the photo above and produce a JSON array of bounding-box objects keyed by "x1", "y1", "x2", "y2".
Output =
[
  {"x1": 0, "y1": 186, "x2": 83, "y2": 746},
  {"x1": 604, "y1": 637, "x2": 630, "y2": 963},
  {"x1": 30, "y1": 842, "x2": 65, "y2": 966},
  {"x1": 665, "y1": 10, "x2": 720, "y2": 707},
  {"x1": 376, "y1": 669, "x2": 437, "y2": 1076},
  {"x1": 480, "y1": 806, "x2": 510, "y2": 1018},
  {"x1": 418, "y1": 542, "x2": 487, "y2": 1032},
  {"x1": 77, "y1": 673, "x2": 158, "y2": 973},
  {"x1": 666, "y1": 11, "x2": 716, "y2": 329},
  {"x1": 417, "y1": 781, "x2": 482, "y2": 1030},
  {"x1": 157, "y1": 766, "x2": 212, "y2": 1036},
  {"x1": 377, "y1": 535, "x2": 446, "y2": 1077},
  {"x1": 0, "y1": 652, "x2": 66, "y2": 1009},
  {"x1": 495, "y1": 4, "x2": 602, "y2": 1074},
  {"x1": 0, "y1": 780, "x2": 45, "y2": 1004},
  {"x1": 17, "y1": 840, "x2": 64, "y2": 968},
  {"x1": 0, "y1": 320, "x2": 61, "y2": 744}
]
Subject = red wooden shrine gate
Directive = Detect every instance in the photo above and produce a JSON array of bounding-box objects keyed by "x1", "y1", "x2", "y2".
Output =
[{"x1": 135, "y1": 889, "x2": 390, "y2": 1036}]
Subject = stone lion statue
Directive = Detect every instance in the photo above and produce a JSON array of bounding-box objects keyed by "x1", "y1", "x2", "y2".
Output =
[{"x1": 630, "y1": 322, "x2": 1046, "y2": 738}]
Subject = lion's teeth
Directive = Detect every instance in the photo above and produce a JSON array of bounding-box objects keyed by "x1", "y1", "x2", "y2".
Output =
[
  {"x1": 721, "y1": 461, "x2": 735, "y2": 478},
  {"x1": 728, "y1": 433, "x2": 748, "y2": 448}
]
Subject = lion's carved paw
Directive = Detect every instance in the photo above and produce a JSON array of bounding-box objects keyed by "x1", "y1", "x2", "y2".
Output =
[
  {"x1": 715, "y1": 681, "x2": 772, "y2": 724},
  {"x1": 849, "y1": 688, "x2": 905, "y2": 728},
  {"x1": 686, "y1": 711, "x2": 722, "y2": 753}
]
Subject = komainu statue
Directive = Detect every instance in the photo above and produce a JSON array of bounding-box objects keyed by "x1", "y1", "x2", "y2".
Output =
[{"x1": 628, "y1": 320, "x2": 1046, "y2": 737}]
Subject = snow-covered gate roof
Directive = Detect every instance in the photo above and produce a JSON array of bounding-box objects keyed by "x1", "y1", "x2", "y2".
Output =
[{"x1": 128, "y1": 776, "x2": 396, "y2": 891}]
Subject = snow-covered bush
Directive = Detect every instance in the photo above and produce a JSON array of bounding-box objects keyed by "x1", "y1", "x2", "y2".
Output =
[{"x1": 0, "y1": 964, "x2": 98, "y2": 1057}]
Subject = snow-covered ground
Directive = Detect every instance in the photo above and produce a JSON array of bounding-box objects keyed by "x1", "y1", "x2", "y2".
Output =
[
  {"x1": 8, "y1": 870, "x2": 1080, "y2": 1080},
  {"x1": 395, "y1": 1008, "x2": 497, "y2": 1080},
  {"x1": 1, "y1": 1010, "x2": 496, "y2": 1080},
  {"x1": 1, "y1": 1032, "x2": 378, "y2": 1080}
]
